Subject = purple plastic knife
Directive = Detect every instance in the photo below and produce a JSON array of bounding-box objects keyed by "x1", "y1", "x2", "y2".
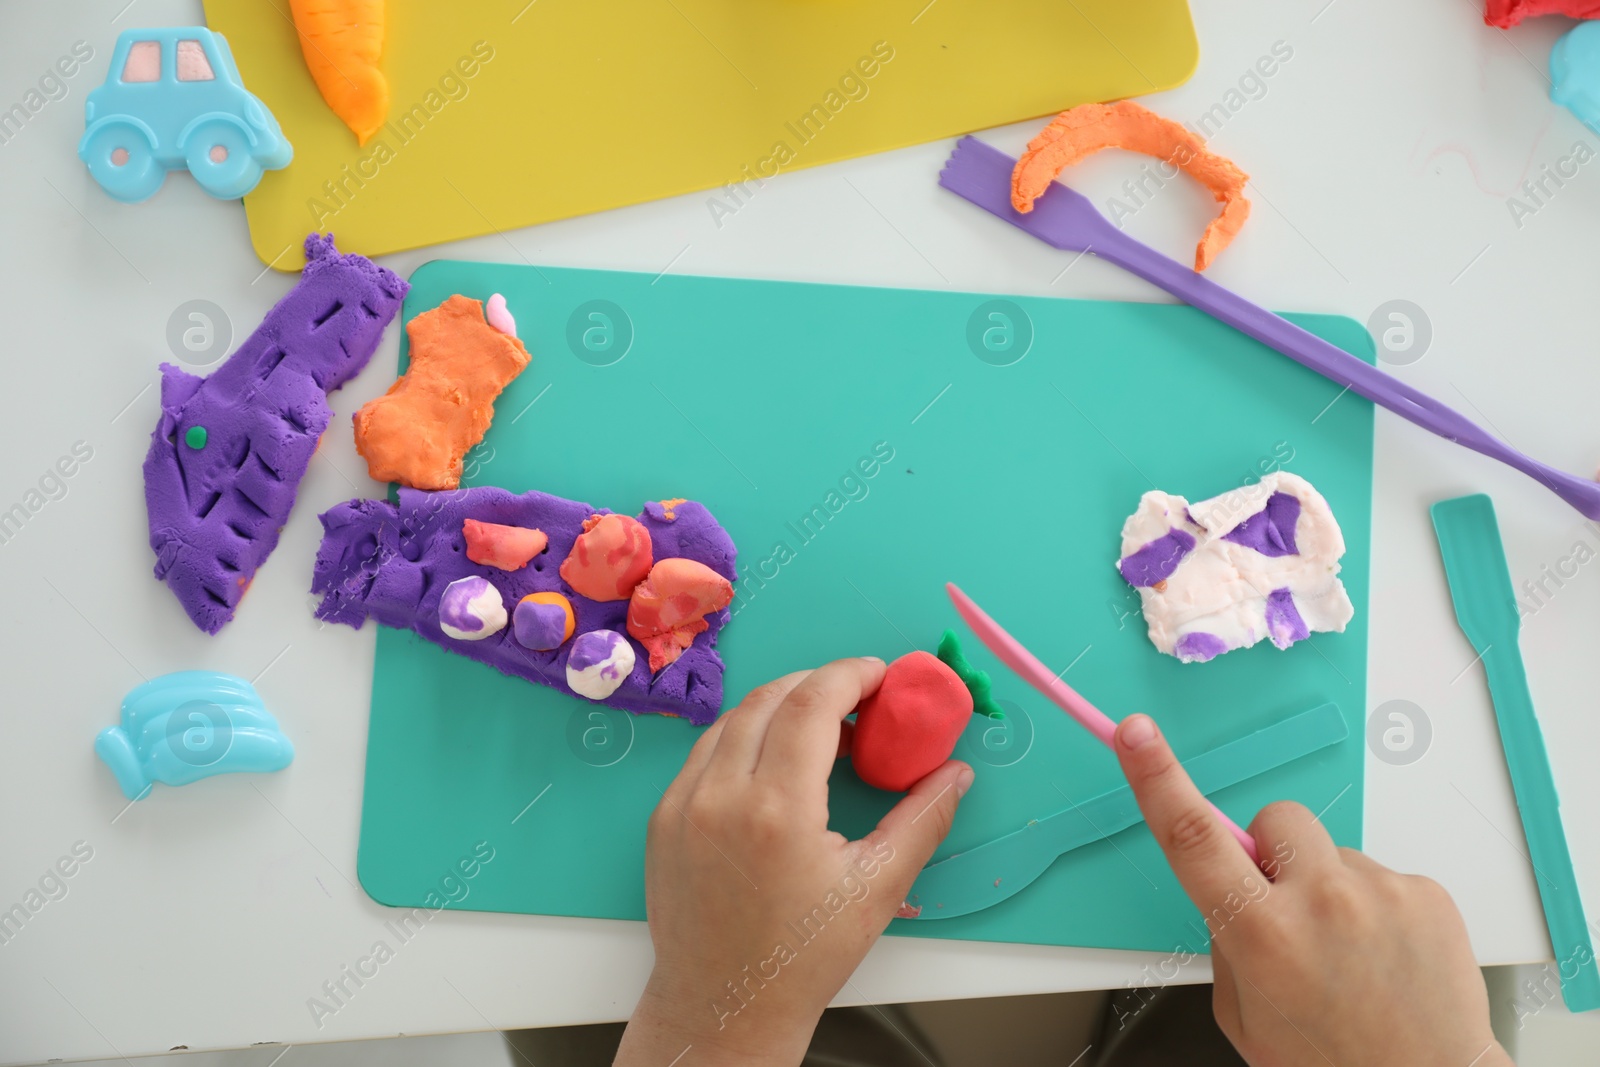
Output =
[{"x1": 939, "y1": 136, "x2": 1600, "y2": 521}]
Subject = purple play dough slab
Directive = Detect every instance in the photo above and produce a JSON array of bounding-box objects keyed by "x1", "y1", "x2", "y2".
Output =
[
  {"x1": 143, "y1": 234, "x2": 408, "y2": 633},
  {"x1": 311, "y1": 487, "x2": 737, "y2": 725}
]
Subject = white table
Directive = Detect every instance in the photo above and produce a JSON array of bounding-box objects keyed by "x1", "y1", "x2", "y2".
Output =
[{"x1": 4, "y1": 0, "x2": 1597, "y2": 1061}]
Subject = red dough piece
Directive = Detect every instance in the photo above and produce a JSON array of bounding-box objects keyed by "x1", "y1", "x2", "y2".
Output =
[
  {"x1": 462, "y1": 519, "x2": 547, "y2": 571},
  {"x1": 559, "y1": 513, "x2": 653, "y2": 601},
  {"x1": 627, "y1": 558, "x2": 734, "y2": 673},
  {"x1": 851, "y1": 651, "x2": 974, "y2": 793},
  {"x1": 1485, "y1": 0, "x2": 1600, "y2": 26}
]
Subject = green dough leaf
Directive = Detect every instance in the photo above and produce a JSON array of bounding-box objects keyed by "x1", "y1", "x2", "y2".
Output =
[{"x1": 937, "y1": 629, "x2": 1006, "y2": 719}]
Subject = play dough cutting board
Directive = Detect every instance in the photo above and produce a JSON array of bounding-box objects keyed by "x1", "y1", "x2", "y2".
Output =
[
  {"x1": 200, "y1": 0, "x2": 1198, "y2": 269},
  {"x1": 355, "y1": 261, "x2": 1372, "y2": 953}
]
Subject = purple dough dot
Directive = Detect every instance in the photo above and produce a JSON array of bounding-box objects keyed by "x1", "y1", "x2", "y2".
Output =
[
  {"x1": 1264, "y1": 587, "x2": 1310, "y2": 649},
  {"x1": 514, "y1": 599, "x2": 569, "y2": 650},
  {"x1": 1174, "y1": 631, "x2": 1229, "y2": 663},
  {"x1": 568, "y1": 630, "x2": 624, "y2": 672},
  {"x1": 439, "y1": 576, "x2": 501, "y2": 638},
  {"x1": 1119, "y1": 528, "x2": 1196, "y2": 588},
  {"x1": 1222, "y1": 492, "x2": 1301, "y2": 557}
]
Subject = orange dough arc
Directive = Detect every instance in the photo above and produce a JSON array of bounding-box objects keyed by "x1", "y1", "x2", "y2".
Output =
[
  {"x1": 1011, "y1": 101, "x2": 1251, "y2": 272},
  {"x1": 288, "y1": 0, "x2": 390, "y2": 146},
  {"x1": 353, "y1": 295, "x2": 532, "y2": 490}
]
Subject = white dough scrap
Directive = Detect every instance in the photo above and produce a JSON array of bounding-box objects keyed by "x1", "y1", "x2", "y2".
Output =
[{"x1": 1115, "y1": 472, "x2": 1354, "y2": 663}]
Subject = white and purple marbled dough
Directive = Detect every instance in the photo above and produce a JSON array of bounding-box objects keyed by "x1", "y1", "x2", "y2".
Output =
[
  {"x1": 1116, "y1": 472, "x2": 1353, "y2": 663},
  {"x1": 439, "y1": 576, "x2": 507, "y2": 641},
  {"x1": 566, "y1": 629, "x2": 635, "y2": 700}
]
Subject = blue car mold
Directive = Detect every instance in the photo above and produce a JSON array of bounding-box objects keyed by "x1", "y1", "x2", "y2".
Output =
[
  {"x1": 95, "y1": 671, "x2": 295, "y2": 800},
  {"x1": 79, "y1": 28, "x2": 292, "y2": 203}
]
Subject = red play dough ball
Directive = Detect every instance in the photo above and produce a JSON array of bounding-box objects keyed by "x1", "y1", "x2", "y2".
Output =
[{"x1": 851, "y1": 651, "x2": 974, "y2": 792}]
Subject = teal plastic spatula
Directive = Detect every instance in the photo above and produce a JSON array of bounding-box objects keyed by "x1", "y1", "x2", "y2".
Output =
[
  {"x1": 1432, "y1": 494, "x2": 1600, "y2": 1012},
  {"x1": 904, "y1": 701, "x2": 1346, "y2": 920}
]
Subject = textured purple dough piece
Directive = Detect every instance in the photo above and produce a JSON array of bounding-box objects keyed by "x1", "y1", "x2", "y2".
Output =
[
  {"x1": 1118, "y1": 528, "x2": 1196, "y2": 587},
  {"x1": 311, "y1": 486, "x2": 737, "y2": 725},
  {"x1": 143, "y1": 234, "x2": 408, "y2": 633},
  {"x1": 1222, "y1": 492, "x2": 1301, "y2": 557},
  {"x1": 1264, "y1": 587, "x2": 1310, "y2": 649},
  {"x1": 1174, "y1": 631, "x2": 1229, "y2": 663}
]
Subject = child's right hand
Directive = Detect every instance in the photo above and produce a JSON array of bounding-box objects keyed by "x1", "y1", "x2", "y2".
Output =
[{"x1": 1113, "y1": 713, "x2": 1514, "y2": 1067}]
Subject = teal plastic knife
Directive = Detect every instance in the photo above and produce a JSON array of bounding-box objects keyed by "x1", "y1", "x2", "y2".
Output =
[
  {"x1": 902, "y1": 701, "x2": 1347, "y2": 920},
  {"x1": 1432, "y1": 494, "x2": 1600, "y2": 1012}
]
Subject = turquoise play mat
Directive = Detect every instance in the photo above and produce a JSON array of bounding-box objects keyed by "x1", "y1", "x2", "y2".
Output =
[{"x1": 355, "y1": 260, "x2": 1373, "y2": 953}]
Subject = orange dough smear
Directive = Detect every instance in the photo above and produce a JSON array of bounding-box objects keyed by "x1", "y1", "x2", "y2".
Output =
[
  {"x1": 1011, "y1": 101, "x2": 1251, "y2": 272},
  {"x1": 560, "y1": 514, "x2": 653, "y2": 602},
  {"x1": 627, "y1": 558, "x2": 734, "y2": 672},
  {"x1": 288, "y1": 0, "x2": 390, "y2": 146},
  {"x1": 353, "y1": 295, "x2": 531, "y2": 490},
  {"x1": 658, "y1": 497, "x2": 687, "y2": 521},
  {"x1": 463, "y1": 519, "x2": 547, "y2": 571}
]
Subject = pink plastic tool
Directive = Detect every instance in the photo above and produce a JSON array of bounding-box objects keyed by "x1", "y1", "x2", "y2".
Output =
[{"x1": 946, "y1": 582, "x2": 1261, "y2": 865}]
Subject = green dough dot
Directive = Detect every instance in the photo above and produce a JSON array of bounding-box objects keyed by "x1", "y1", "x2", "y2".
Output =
[{"x1": 185, "y1": 425, "x2": 208, "y2": 450}]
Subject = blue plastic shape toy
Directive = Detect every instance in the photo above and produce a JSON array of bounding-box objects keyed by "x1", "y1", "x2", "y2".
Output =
[
  {"x1": 78, "y1": 28, "x2": 292, "y2": 203},
  {"x1": 1551, "y1": 22, "x2": 1600, "y2": 134},
  {"x1": 95, "y1": 671, "x2": 295, "y2": 800}
]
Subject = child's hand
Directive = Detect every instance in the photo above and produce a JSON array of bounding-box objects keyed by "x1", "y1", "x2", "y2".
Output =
[
  {"x1": 616, "y1": 658, "x2": 973, "y2": 1067},
  {"x1": 1114, "y1": 713, "x2": 1514, "y2": 1067}
]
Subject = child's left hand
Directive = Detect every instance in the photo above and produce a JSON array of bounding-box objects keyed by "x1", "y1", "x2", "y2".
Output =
[{"x1": 615, "y1": 657, "x2": 973, "y2": 1067}]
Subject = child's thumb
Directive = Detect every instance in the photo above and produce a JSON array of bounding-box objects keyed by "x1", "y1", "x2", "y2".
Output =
[{"x1": 860, "y1": 760, "x2": 974, "y2": 903}]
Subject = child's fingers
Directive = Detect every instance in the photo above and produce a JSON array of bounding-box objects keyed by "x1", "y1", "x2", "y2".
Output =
[
  {"x1": 1337, "y1": 846, "x2": 1391, "y2": 877},
  {"x1": 1209, "y1": 944, "x2": 1243, "y2": 1045},
  {"x1": 1114, "y1": 714, "x2": 1264, "y2": 918},
  {"x1": 756, "y1": 657, "x2": 887, "y2": 790},
  {"x1": 859, "y1": 759, "x2": 973, "y2": 900},
  {"x1": 701, "y1": 671, "x2": 811, "y2": 780},
  {"x1": 1246, "y1": 800, "x2": 1338, "y2": 882},
  {"x1": 836, "y1": 719, "x2": 854, "y2": 761},
  {"x1": 663, "y1": 713, "x2": 730, "y2": 806}
]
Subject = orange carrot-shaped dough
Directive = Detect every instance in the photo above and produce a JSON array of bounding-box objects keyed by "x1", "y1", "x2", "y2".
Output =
[{"x1": 288, "y1": 0, "x2": 389, "y2": 145}]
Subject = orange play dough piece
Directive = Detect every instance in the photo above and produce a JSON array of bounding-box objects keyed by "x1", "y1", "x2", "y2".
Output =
[
  {"x1": 560, "y1": 513, "x2": 653, "y2": 602},
  {"x1": 626, "y1": 558, "x2": 734, "y2": 672},
  {"x1": 353, "y1": 295, "x2": 531, "y2": 490},
  {"x1": 462, "y1": 519, "x2": 547, "y2": 571},
  {"x1": 1011, "y1": 101, "x2": 1251, "y2": 272},
  {"x1": 288, "y1": 0, "x2": 390, "y2": 146}
]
